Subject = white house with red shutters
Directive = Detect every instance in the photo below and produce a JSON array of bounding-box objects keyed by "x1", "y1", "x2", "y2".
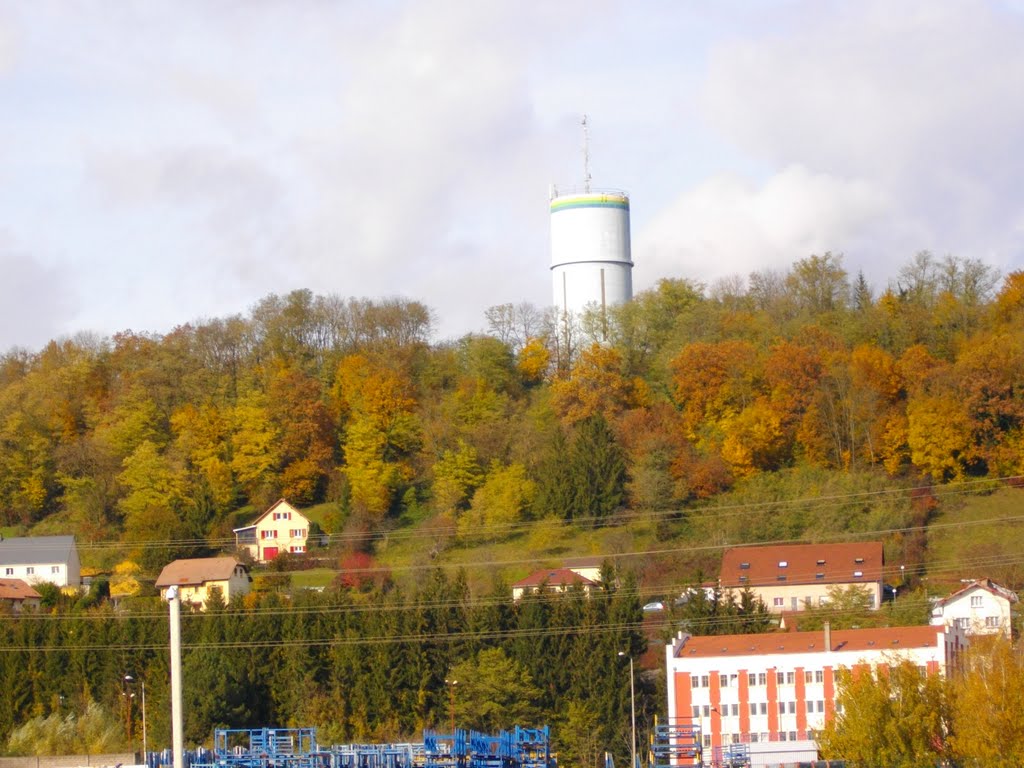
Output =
[
  {"x1": 665, "y1": 624, "x2": 966, "y2": 767},
  {"x1": 233, "y1": 499, "x2": 310, "y2": 563}
]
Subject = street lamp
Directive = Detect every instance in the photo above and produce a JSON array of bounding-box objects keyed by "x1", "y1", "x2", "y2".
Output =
[
  {"x1": 444, "y1": 679, "x2": 458, "y2": 735},
  {"x1": 122, "y1": 675, "x2": 136, "y2": 757},
  {"x1": 618, "y1": 652, "x2": 636, "y2": 768}
]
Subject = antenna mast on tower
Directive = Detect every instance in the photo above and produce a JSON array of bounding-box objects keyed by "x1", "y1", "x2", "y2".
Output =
[{"x1": 582, "y1": 114, "x2": 591, "y2": 193}]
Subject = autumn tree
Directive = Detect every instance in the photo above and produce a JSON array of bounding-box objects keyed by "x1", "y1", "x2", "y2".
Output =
[
  {"x1": 948, "y1": 636, "x2": 1024, "y2": 766},
  {"x1": 819, "y1": 661, "x2": 951, "y2": 767}
]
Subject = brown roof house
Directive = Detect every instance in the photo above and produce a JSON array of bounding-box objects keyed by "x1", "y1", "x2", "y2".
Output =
[
  {"x1": 511, "y1": 559, "x2": 605, "y2": 601},
  {"x1": 0, "y1": 578, "x2": 42, "y2": 612},
  {"x1": 720, "y1": 541, "x2": 885, "y2": 614},
  {"x1": 155, "y1": 557, "x2": 251, "y2": 609}
]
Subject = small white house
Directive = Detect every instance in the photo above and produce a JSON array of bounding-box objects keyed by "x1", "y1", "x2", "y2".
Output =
[
  {"x1": 0, "y1": 535, "x2": 81, "y2": 588},
  {"x1": 233, "y1": 499, "x2": 311, "y2": 563},
  {"x1": 930, "y1": 578, "x2": 1018, "y2": 638}
]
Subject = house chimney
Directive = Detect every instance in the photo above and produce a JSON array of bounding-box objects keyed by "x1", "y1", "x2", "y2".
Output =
[{"x1": 824, "y1": 621, "x2": 831, "y2": 652}]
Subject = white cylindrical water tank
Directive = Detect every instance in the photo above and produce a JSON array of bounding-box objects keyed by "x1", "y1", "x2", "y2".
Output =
[{"x1": 550, "y1": 188, "x2": 633, "y2": 321}]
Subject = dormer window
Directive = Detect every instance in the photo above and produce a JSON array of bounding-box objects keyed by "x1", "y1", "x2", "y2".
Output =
[
  {"x1": 739, "y1": 575, "x2": 748, "y2": 582},
  {"x1": 815, "y1": 573, "x2": 825, "y2": 579},
  {"x1": 777, "y1": 575, "x2": 787, "y2": 581},
  {"x1": 816, "y1": 559, "x2": 826, "y2": 565},
  {"x1": 853, "y1": 570, "x2": 863, "y2": 578},
  {"x1": 854, "y1": 557, "x2": 864, "y2": 564},
  {"x1": 740, "y1": 562, "x2": 750, "y2": 569},
  {"x1": 778, "y1": 561, "x2": 788, "y2": 568}
]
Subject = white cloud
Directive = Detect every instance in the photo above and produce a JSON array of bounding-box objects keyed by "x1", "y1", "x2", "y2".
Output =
[{"x1": 635, "y1": 165, "x2": 892, "y2": 287}]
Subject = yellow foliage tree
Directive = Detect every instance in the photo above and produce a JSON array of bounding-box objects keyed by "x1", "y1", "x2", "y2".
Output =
[
  {"x1": 719, "y1": 398, "x2": 786, "y2": 477},
  {"x1": 907, "y1": 394, "x2": 973, "y2": 481},
  {"x1": 947, "y1": 636, "x2": 1024, "y2": 766},
  {"x1": 550, "y1": 343, "x2": 647, "y2": 425}
]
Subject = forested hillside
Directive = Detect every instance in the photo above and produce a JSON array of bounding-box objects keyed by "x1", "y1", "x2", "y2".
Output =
[
  {"x1": 1, "y1": 251, "x2": 1020, "y2": 554},
  {"x1": 2, "y1": 250, "x2": 1023, "y2": 755}
]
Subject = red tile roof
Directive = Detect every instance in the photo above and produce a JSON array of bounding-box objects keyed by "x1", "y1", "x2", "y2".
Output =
[
  {"x1": 672, "y1": 625, "x2": 943, "y2": 658},
  {"x1": 512, "y1": 568, "x2": 597, "y2": 589},
  {"x1": 155, "y1": 557, "x2": 245, "y2": 588},
  {"x1": 0, "y1": 578, "x2": 42, "y2": 601},
  {"x1": 720, "y1": 541, "x2": 884, "y2": 587}
]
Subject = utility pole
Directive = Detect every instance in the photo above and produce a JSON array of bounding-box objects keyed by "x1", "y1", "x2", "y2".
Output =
[
  {"x1": 618, "y1": 652, "x2": 636, "y2": 768},
  {"x1": 444, "y1": 678, "x2": 458, "y2": 735}
]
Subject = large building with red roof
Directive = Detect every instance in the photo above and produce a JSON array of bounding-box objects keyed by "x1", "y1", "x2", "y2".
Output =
[
  {"x1": 665, "y1": 624, "x2": 966, "y2": 767},
  {"x1": 720, "y1": 541, "x2": 885, "y2": 614}
]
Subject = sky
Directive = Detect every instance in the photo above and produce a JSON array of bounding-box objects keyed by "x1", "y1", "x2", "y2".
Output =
[{"x1": 2, "y1": 0, "x2": 1023, "y2": 352}]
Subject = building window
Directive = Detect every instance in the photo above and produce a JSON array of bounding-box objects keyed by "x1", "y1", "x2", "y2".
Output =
[
  {"x1": 805, "y1": 670, "x2": 813, "y2": 684},
  {"x1": 273, "y1": 511, "x2": 292, "y2": 521},
  {"x1": 702, "y1": 705, "x2": 710, "y2": 718},
  {"x1": 731, "y1": 704, "x2": 738, "y2": 717},
  {"x1": 971, "y1": 595, "x2": 983, "y2": 608},
  {"x1": 740, "y1": 562, "x2": 750, "y2": 569},
  {"x1": 815, "y1": 572, "x2": 825, "y2": 579},
  {"x1": 289, "y1": 528, "x2": 307, "y2": 538},
  {"x1": 779, "y1": 731, "x2": 787, "y2": 742},
  {"x1": 4, "y1": 567, "x2": 11, "y2": 576},
  {"x1": 692, "y1": 676, "x2": 701, "y2": 689},
  {"x1": 701, "y1": 675, "x2": 709, "y2": 687},
  {"x1": 777, "y1": 671, "x2": 784, "y2": 685},
  {"x1": 748, "y1": 673, "x2": 756, "y2": 686},
  {"x1": 986, "y1": 616, "x2": 1001, "y2": 627},
  {"x1": 773, "y1": 597, "x2": 784, "y2": 607},
  {"x1": 788, "y1": 701, "x2": 796, "y2": 714},
  {"x1": 806, "y1": 701, "x2": 815, "y2": 713},
  {"x1": 759, "y1": 702, "x2": 767, "y2": 715},
  {"x1": 854, "y1": 570, "x2": 863, "y2": 578},
  {"x1": 956, "y1": 617, "x2": 970, "y2": 629},
  {"x1": 778, "y1": 702, "x2": 786, "y2": 715},
  {"x1": 855, "y1": 557, "x2": 864, "y2": 564},
  {"x1": 26, "y1": 567, "x2": 34, "y2": 575},
  {"x1": 786, "y1": 671, "x2": 795, "y2": 684},
  {"x1": 816, "y1": 559, "x2": 826, "y2": 565},
  {"x1": 779, "y1": 560, "x2": 788, "y2": 568},
  {"x1": 750, "y1": 733, "x2": 759, "y2": 743},
  {"x1": 261, "y1": 530, "x2": 278, "y2": 539},
  {"x1": 777, "y1": 575, "x2": 787, "y2": 581},
  {"x1": 720, "y1": 674, "x2": 728, "y2": 687},
  {"x1": 693, "y1": 706, "x2": 701, "y2": 719},
  {"x1": 290, "y1": 545, "x2": 306, "y2": 554},
  {"x1": 758, "y1": 672, "x2": 767, "y2": 685},
  {"x1": 702, "y1": 735, "x2": 711, "y2": 748},
  {"x1": 789, "y1": 731, "x2": 798, "y2": 741},
  {"x1": 749, "y1": 703, "x2": 758, "y2": 716},
  {"x1": 817, "y1": 700, "x2": 824, "y2": 713},
  {"x1": 816, "y1": 670, "x2": 824, "y2": 683}
]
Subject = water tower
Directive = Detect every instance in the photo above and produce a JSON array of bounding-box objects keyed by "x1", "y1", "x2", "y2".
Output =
[{"x1": 550, "y1": 117, "x2": 633, "y2": 330}]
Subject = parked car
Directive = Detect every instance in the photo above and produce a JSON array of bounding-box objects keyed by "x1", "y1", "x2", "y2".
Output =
[{"x1": 643, "y1": 600, "x2": 666, "y2": 612}]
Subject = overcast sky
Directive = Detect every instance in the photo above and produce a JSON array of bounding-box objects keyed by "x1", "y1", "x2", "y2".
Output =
[{"x1": 2, "y1": 0, "x2": 1023, "y2": 352}]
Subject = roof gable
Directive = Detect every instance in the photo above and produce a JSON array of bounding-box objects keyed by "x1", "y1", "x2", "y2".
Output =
[
  {"x1": 247, "y1": 498, "x2": 309, "y2": 527},
  {"x1": 155, "y1": 557, "x2": 246, "y2": 588},
  {"x1": 935, "y1": 578, "x2": 1019, "y2": 607},
  {"x1": 720, "y1": 541, "x2": 884, "y2": 587}
]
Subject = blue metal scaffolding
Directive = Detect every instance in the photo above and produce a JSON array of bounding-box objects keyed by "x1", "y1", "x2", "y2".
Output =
[
  {"x1": 649, "y1": 717, "x2": 702, "y2": 768},
  {"x1": 188, "y1": 725, "x2": 554, "y2": 768}
]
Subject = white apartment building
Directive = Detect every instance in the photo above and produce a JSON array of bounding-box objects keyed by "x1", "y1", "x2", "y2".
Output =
[{"x1": 665, "y1": 624, "x2": 966, "y2": 767}]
